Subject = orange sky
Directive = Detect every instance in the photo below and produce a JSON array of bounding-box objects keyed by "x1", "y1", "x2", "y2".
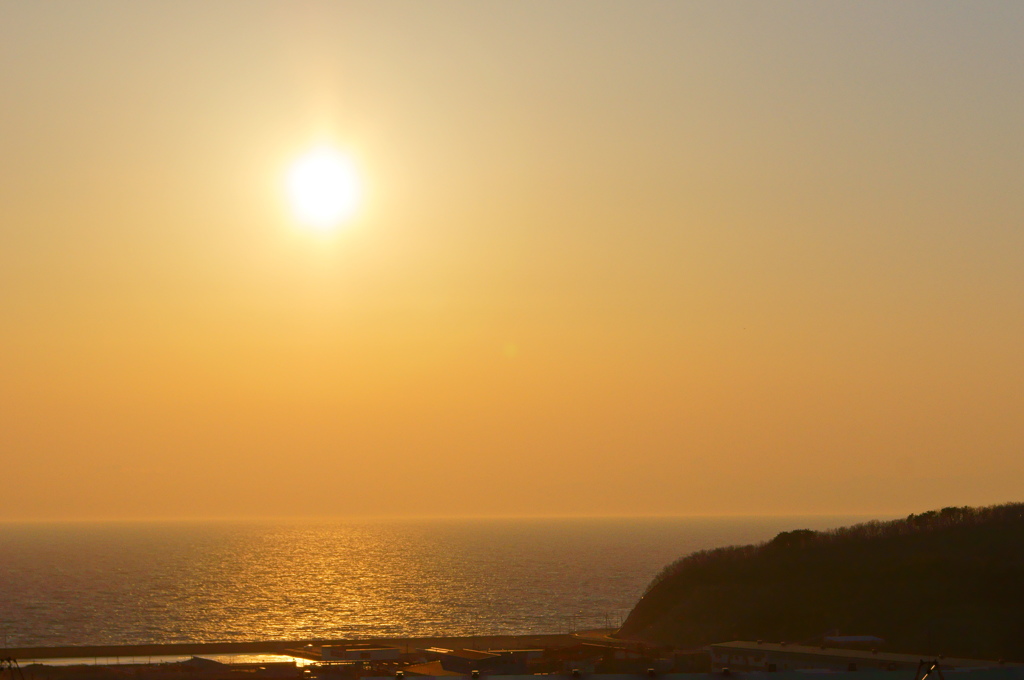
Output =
[{"x1": 1, "y1": 2, "x2": 1022, "y2": 520}]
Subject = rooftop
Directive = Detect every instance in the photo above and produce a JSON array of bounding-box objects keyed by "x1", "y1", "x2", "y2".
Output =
[{"x1": 709, "y1": 642, "x2": 1022, "y2": 668}]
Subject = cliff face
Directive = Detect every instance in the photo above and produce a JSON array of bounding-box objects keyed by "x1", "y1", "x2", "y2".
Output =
[{"x1": 618, "y1": 504, "x2": 1024, "y2": 661}]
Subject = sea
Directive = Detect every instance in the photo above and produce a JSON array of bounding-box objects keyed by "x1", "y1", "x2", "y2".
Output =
[{"x1": 0, "y1": 516, "x2": 870, "y2": 649}]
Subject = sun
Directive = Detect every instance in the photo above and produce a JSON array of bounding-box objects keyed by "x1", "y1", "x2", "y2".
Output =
[{"x1": 286, "y1": 147, "x2": 360, "y2": 230}]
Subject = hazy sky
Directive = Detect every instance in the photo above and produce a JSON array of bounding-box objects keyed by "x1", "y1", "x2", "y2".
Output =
[{"x1": 2, "y1": 1, "x2": 1022, "y2": 520}]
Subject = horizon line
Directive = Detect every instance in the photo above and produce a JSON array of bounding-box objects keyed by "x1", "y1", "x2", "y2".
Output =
[{"x1": 0, "y1": 511, "x2": 904, "y2": 525}]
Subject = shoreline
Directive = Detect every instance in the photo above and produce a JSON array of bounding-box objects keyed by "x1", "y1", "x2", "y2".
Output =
[{"x1": 4, "y1": 633, "x2": 594, "y2": 661}]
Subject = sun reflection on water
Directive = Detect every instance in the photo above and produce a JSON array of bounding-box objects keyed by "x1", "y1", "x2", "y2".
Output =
[{"x1": 0, "y1": 517, "x2": 861, "y2": 646}]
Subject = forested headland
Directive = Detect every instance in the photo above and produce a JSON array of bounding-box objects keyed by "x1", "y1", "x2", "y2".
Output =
[{"x1": 618, "y1": 503, "x2": 1024, "y2": 660}]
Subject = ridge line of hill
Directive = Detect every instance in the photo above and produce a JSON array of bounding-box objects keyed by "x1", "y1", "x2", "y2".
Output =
[{"x1": 617, "y1": 503, "x2": 1024, "y2": 661}]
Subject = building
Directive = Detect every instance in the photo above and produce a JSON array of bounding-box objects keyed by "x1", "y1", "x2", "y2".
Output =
[
  {"x1": 321, "y1": 645, "x2": 402, "y2": 662},
  {"x1": 707, "y1": 641, "x2": 1020, "y2": 673},
  {"x1": 367, "y1": 672, "x2": 1024, "y2": 680},
  {"x1": 418, "y1": 648, "x2": 529, "y2": 675}
]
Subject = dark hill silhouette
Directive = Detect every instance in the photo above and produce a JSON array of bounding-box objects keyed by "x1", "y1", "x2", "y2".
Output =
[{"x1": 618, "y1": 503, "x2": 1024, "y2": 661}]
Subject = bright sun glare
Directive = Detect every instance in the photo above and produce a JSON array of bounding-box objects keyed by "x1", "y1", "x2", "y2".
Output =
[{"x1": 286, "y1": 147, "x2": 360, "y2": 230}]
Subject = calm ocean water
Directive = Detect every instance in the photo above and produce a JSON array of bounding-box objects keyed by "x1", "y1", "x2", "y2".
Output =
[{"x1": 0, "y1": 517, "x2": 866, "y2": 648}]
